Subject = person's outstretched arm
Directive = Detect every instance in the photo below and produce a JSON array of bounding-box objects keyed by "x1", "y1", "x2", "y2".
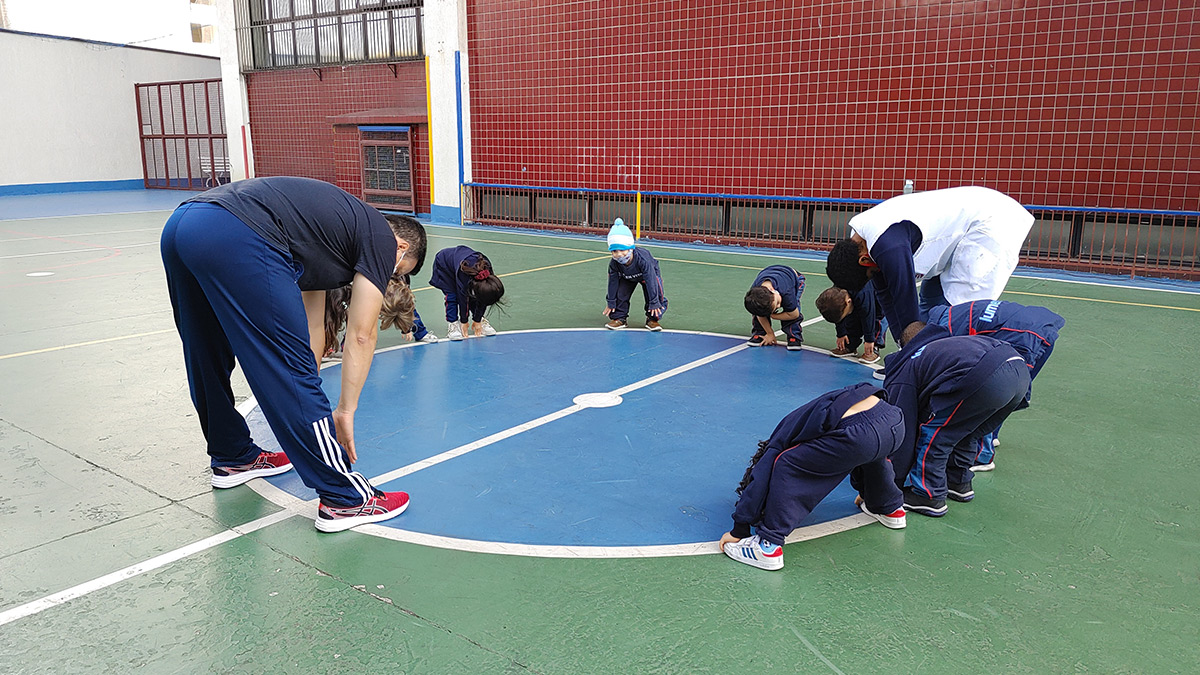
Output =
[{"x1": 334, "y1": 273, "x2": 384, "y2": 463}]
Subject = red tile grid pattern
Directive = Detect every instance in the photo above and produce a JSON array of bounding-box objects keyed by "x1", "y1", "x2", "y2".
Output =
[
  {"x1": 466, "y1": 1, "x2": 1200, "y2": 211},
  {"x1": 246, "y1": 62, "x2": 431, "y2": 213}
]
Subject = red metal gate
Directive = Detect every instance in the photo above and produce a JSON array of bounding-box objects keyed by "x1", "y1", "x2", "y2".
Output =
[{"x1": 135, "y1": 79, "x2": 229, "y2": 190}]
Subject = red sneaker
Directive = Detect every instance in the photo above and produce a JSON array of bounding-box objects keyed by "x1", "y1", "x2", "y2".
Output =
[
  {"x1": 315, "y1": 491, "x2": 410, "y2": 533},
  {"x1": 211, "y1": 451, "x2": 293, "y2": 488},
  {"x1": 859, "y1": 500, "x2": 907, "y2": 529}
]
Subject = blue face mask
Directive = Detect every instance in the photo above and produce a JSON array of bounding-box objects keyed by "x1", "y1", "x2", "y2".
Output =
[{"x1": 614, "y1": 250, "x2": 633, "y2": 264}]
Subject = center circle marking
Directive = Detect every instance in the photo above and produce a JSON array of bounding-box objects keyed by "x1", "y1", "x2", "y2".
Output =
[{"x1": 245, "y1": 328, "x2": 880, "y2": 557}]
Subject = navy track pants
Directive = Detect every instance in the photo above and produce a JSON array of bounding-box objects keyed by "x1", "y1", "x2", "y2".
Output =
[
  {"x1": 756, "y1": 402, "x2": 905, "y2": 546},
  {"x1": 610, "y1": 276, "x2": 667, "y2": 321},
  {"x1": 900, "y1": 357, "x2": 1031, "y2": 499},
  {"x1": 161, "y1": 202, "x2": 374, "y2": 507}
]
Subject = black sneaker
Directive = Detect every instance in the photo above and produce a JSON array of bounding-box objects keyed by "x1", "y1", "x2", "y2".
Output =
[
  {"x1": 747, "y1": 335, "x2": 766, "y2": 347},
  {"x1": 947, "y1": 481, "x2": 975, "y2": 502},
  {"x1": 902, "y1": 487, "x2": 948, "y2": 517},
  {"x1": 786, "y1": 336, "x2": 803, "y2": 351}
]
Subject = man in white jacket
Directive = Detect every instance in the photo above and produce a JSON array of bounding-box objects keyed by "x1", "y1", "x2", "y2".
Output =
[{"x1": 824, "y1": 186, "x2": 1034, "y2": 343}]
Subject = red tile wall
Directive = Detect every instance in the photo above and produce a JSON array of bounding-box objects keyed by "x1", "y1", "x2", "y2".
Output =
[
  {"x1": 467, "y1": 1, "x2": 1200, "y2": 211},
  {"x1": 246, "y1": 62, "x2": 431, "y2": 214}
]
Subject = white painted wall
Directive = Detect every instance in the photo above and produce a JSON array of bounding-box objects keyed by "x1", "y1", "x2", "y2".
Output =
[
  {"x1": 424, "y1": 0, "x2": 471, "y2": 214},
  {"x1": 214, "y1": 0, "x2": 252, "y2": 181},
  {"x1": 0, "y1": 30, "x2": 221, "y2": 187}
]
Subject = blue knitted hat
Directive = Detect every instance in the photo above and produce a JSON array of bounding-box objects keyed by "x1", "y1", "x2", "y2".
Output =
[{"x1": 607, "y1": 219, "x2": 635, "y2": 250}]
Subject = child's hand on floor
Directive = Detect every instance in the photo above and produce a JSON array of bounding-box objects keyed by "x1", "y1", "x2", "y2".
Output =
[
  {"x1": 402, "y1": 332, "x2": 414, "y2": 342},
  {"x1": 718, "y1": 532, "x2": 741, "y2": 547},
  {"x1": 471, "y1": 321, "x2": 484, "y2": 337},
  {"x1": 836, "y1": 336, "x2": 849, "y2": 351},
  {"x1": 761, "y1": 332, "x2": 778, "y2": 346},
  {"x1": 863, "y1": 343, "x2": 877, "y2": 359}
]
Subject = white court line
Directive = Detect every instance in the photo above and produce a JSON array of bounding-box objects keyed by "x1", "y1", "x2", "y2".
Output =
[
  {"x1": 0, "y1": 242, "x2": 157, "y2": 260},
  {"x1": 0, "y1": 509, "x2": 295, "y2": 628},
  {"x1": 0, "y1": 326, "x2": 860, "y2": 627},
  {"x1": 0, "y1": 227, "x2": 162, "y2": 243}
]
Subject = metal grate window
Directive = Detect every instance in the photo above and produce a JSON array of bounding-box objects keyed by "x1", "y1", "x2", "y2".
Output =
[
  {"x1": 361, "y1": 127, "x2": 415, "y2": 213},
  {"x1": 236, "y1": 0, "x2": 423, "y2": 72}
]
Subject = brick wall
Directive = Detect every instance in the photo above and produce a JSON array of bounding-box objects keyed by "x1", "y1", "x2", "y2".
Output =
[
  {"x1": 246, "y1": 62, "x2": 431, "y2": 214},
  {"x1": 466, "y1": 0, "x2": 1200, "y2": 211}
]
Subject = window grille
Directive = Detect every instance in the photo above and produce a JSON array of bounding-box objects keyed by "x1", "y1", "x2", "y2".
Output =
[{"x1": 235, "y1": 0, "x2": 423, "y2": 72}]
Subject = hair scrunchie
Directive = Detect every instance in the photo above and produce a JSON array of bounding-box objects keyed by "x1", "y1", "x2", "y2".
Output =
[{"x1": 474, "y1": 269, "x2": 491, "y2": 281}]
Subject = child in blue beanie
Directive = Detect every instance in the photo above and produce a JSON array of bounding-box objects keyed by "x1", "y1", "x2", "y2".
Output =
[{"x1": 603, "y1": 219, "x2": 668, "y2": 331}]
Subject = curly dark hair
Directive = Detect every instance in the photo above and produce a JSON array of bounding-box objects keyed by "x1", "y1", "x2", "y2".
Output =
[
  {"x1": 825, "y1": 238, "x2": 871, "y2": 292},
  {"x1": 736, "y1": 440, "x2": 771, "y2": 496}
]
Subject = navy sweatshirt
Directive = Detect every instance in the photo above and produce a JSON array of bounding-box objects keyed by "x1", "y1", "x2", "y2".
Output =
[
  {"x1": 752, "y1": 265, "x2": 805, "y2": 315},
  {"x1": 882, "y1": 325, "x2": 1022, "y2": 458},
  {"x1": 867, "y1": 221, "x2": 923, "y2": 343},
  {"x1": 429, "y1": 245, "x2": 487, "y2": 322},
  {"x1": 730, "y1": 382, "x2": 885, "y2": 536},
  {"x1": 836, "y1": 284, "x2": 885, "y2": 343},
  {"x1": 606, "y1": 248, "x2": 666, "y2": 311}
]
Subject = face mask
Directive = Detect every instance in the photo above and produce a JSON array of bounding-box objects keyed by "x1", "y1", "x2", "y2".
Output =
[
  {"x1": 614, "y1": 250, "x2": 633, "y2": 264},
  {"x1": 394, "y1": 249, "x2": 406, "y2": 275}
]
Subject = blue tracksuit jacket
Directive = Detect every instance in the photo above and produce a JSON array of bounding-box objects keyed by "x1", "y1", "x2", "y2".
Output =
[
  {"x1": 429, "y1": 246, "x2": 487, "y2": 322},
  {"x1": 927, "y1": 300, "x2": 1063, "y2": 404},
  {"x1": 882, "y1": 325, "x2": 1023, "y2": 460},
  {"x1": 606, "y1": 248, "x2": 667, "y2": 314}
]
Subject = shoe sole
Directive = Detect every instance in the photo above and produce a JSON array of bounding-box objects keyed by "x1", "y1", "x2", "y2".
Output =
[
  {"x1": 830, "y1": 352, "x2": 858, "y2": 359},
  {"x1": 860, "y1": 356, "x2": 881, "y2": 364},
  {"x1": 314, "y1": 498, "x2": 410, "y2": 533},
  {"x1": 969, "y1": 462, "x2": 995, "y2": 472},
  {"x1": 747, "y1": 340, "x2": 764, "y2": 347},
  {"x1": 872, "y1": 370, "x2": 886, "y2": 381},
  {"x1": 786, "y1": 345, "x2": 803, "y2": 351},
  {"x1": 947, "y1": 489, "x2": 975, "y2": 502},
  {"x1": 646, "y1": 326, "x2": 662, "y2": 332},
  {"x1": 722, "y1": 544, "x2": 783, "y2": 571},
  {"x1": 604, "y1": 324, "x2": 626, "y2": 330},
  {"x1": 859, "y1": 501, "x2": 906, "y2": 529},
  {"x1": 448, "y1": 335, "x2": 465, "y2": 341},
  {"x1": 902, "y1": 500, "x2": 948, "y2": 517},
  {"x1": 211, "y1": 462, "x2": 294, "y2": 489}
]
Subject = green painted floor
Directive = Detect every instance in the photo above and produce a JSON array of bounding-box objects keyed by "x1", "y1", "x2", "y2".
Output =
[{"x1": 1, "y1": 211, "x2": 1198, "y2": 673}]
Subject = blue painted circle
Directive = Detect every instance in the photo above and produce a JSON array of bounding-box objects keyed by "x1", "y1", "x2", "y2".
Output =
[{"x1": 249, "y1": 330, "x2": 876, "y2": 547}]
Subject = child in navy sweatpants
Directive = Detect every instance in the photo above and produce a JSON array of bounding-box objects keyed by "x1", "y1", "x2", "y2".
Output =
[
  {"x1": 815, "y1": 285, "x2": 887, "y2": 363},
  {"x1": 603, "y1": 219, "x2": 668, "y2": 331},
  {"x1": 927, "y1": 299, "x2": 1064, "y2": 470},
  {"x1": 882, "y1": 323, "x2": 1031, "y2": 517},
  {"x1": 744, "y1": 265, "x2": 806, "y2": 350},
  {"x1": 429, "y1": 246, "x2": 505, "y2": 341},
  {"x1": 719, "y1": 383, "x2": 907, "y2": 571}
]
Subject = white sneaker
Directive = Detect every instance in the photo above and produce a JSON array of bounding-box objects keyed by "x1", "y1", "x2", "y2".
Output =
[
  {"x1": 479, "y1": 318, "x2": 497, "y2": 337},
  {"x1": 859, "y1": 500, "x2": 907, "y2": 529},
  {"x1": 722, "y1": 534, "x2": 784, "y2": 571},
  {"x1": 969, "y1": 461, "x2": 995, "y2": 472},
  {"x1": 418, "y1": 332, "x2": 439, "y2": 343},
  {"x1": 447, "y1": 322, "x2": 465, "y2": 341}
]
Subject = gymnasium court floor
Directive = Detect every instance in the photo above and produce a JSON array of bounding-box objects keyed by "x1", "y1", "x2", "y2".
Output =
[{"x1": 1, "y1": 190, "x2": 1197, "y2": 673}]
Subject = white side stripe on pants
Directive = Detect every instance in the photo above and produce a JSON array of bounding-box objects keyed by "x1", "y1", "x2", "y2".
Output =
[{"x1": 312, "y1": 418, "x2": 371, "y2": 504}]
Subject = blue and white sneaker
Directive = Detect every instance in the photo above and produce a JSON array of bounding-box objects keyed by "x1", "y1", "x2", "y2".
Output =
[{"x1": 722, "y1": 534, "x2": 784, "y2": 571}]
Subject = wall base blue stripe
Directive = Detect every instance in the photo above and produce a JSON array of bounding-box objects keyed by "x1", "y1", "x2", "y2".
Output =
[
  {"x1": 430, "y1": 205, "x2": 461, "y2": 224},
  {"x1": 0, "y1": 179, "x2": 145, "y2": 196}
]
